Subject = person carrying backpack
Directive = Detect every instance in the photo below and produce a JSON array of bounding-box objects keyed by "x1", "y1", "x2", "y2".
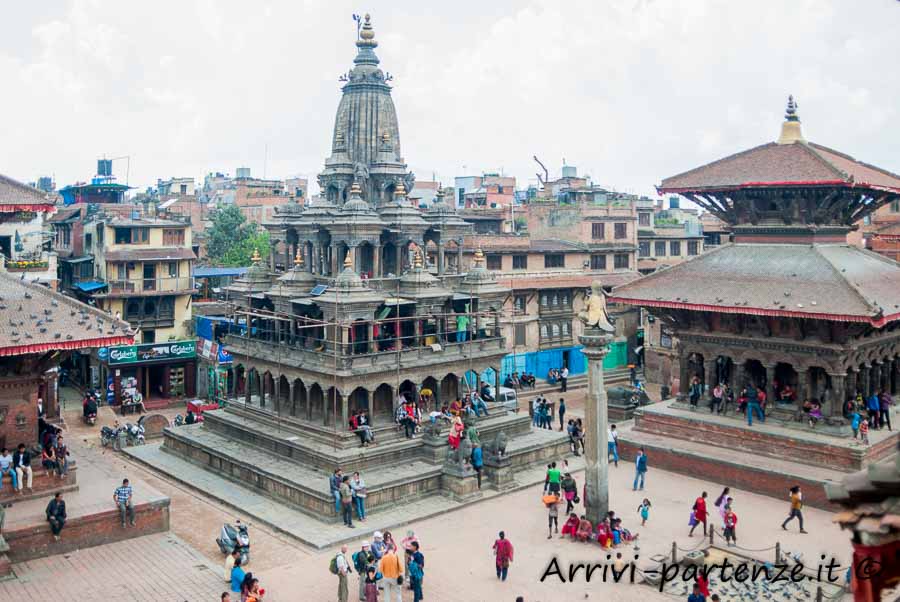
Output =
[
  {"x1": 330, "y1": 544, "x2": 352, "y2": 602},
  {"x1": 353, "y1": 542, "x2": 375, "y2": 601}
]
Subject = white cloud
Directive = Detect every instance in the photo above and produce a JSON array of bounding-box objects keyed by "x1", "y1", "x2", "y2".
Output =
[{"x1": 0, "y1": 0, "x2": 898, "y2": 195}]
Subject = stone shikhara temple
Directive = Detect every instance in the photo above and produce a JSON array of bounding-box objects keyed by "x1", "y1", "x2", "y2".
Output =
[
  {"x1": 611, "y1": 98, "x2": 900, "y2": 508},
  {"x1": 158, "y1": 15, "x2": 570, "y2": 524}
]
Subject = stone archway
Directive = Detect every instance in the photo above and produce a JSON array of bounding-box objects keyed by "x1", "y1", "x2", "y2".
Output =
[
  {"x1": 278, "y1": 375, "x2": 290, "y2": 414},
  {"x1": 309, "y1": 383, "x2": 324, "y2": 422},
  {"x1": 262, "y1": 371, "x2": 274, "y2": 408},
  {"x1": 440, "y1": 373, "x2": 459, "y2": 404},
  {"x1": 326, "y1": 387, "x2": 343, "y2": 427},
  {"x1": 234, "y1": 365, "x2": 245, "y2": 397},
  {"x1": 373, "y1": 383, "x2": 393, "y2": 422},
  {"x1": 292, "y1": 378, "x2": 307, "y2": 418},
  {"x1": 357, "y1": 242, "x2": 375, "y2": 277},
  {"x1": 421, "y1": 376, "x2": 439, "y2": 406},
  {"x1": 349, "y1": 387, "x2": 369, "y2": 415}
]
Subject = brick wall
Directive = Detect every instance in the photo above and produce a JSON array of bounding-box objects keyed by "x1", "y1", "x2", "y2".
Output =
[{"x1": 0, "y1": 375, "x2": 40, "y2": 451}]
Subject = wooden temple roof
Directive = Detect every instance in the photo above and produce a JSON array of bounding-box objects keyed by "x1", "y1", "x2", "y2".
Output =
[
  {"x1": 0, "y1": 172, "x2": 55, "y2": 212},
  {"x1": 609, "y1": 243, "x2": 900, "y2": 327},
  {"x1": 659, "y1": 141, "x2": 900, "y2": 195}
]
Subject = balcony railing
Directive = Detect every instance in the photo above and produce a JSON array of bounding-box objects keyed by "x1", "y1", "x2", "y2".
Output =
[{"x1": 105, "y1": 276, "x2": 195, "y2": 295}]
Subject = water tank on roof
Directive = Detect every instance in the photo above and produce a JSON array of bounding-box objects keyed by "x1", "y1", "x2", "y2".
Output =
[
  {"x1": 561, "y1": 165, "x2": 577, "y2": 178},
  {"x1": 97, "y1": 159, "x2": 113, "y2": 177},
  {"x1": 236, "y1": 167, "x2": 251, "y2": 179}
]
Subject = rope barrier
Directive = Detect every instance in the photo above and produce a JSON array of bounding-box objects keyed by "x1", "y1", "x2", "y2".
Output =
[{"x1": 730, "y1": 543, "x2": 779, "y2": 553}]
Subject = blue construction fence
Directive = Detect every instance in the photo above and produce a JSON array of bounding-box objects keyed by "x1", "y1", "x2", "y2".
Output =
[{"x1": 464, "y1": 342, "x2": 629, "y2": 388}]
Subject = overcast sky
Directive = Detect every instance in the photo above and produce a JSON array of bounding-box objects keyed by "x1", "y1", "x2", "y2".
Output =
[{"x1": 1, "y1": 0, "x2": 898, "y2": 197}]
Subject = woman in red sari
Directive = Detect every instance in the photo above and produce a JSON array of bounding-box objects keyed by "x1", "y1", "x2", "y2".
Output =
[
  {"x1": 575, "y1": 516, "x2": 593, "y2": 542},
  {"x1": 561, "y1": 513, "x2": 580, "y2": 538},
  {"x1": 447, "y1": 416, "x2": 464, "y2": 450}
]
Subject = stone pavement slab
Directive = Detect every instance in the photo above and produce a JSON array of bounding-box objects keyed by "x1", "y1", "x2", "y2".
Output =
[
  {"x1": 125, "y1": 441, "x2": 585, "y2": 549},
  {"x1": 0, "y1": 533, "x2": 224, "y2": 602}
]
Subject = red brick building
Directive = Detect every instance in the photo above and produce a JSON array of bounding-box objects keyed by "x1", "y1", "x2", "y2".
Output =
[{"x1": 0, "y1": 272, "x2": 131, "y2": 450}]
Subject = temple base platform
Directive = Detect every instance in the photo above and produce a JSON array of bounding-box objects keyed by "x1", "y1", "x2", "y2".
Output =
[{"x1": 616, "y1": 400, "x2": 899, "y2": 510}]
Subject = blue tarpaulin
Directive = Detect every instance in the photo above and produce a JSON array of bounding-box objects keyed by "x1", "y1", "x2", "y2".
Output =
[
  {"x1": 73, "y1": 280, "x2": 107, "y2": 292},
  {"x1": 193, "y1": 267, "x2": 248, "y2": 278}
]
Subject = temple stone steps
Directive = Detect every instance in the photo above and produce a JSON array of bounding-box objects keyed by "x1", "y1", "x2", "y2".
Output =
[{"x1": 161, "y1": 425, "x2": 443, "y2": 520}]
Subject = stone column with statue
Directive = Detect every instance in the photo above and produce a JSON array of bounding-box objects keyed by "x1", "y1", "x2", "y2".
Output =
[{"x1": 577, "y1": 280, "x2": 615, "y2": 525}]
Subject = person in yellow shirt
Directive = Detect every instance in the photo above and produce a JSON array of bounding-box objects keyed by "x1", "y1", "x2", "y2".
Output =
[
  {"x1": 781, "y1": 485, "x2": 807, "y2": 533},
  {"x1": 378, "y1": 548, "x2": 404, "y2": 602}
]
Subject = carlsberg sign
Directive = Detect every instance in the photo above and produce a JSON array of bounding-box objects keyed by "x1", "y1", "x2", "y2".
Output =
[{"x1": 107, "y1": 340, "x2": 196, "y2": 365}]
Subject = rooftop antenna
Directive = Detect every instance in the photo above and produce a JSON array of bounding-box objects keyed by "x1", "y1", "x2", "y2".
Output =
[{"x1": 352, "y1": 13, "x2": 362, "y2": 39}]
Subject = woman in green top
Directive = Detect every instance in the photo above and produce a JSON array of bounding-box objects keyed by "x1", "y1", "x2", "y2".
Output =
[{"x1": 546, "y1": 462, "x2": 561, "y2": 494}]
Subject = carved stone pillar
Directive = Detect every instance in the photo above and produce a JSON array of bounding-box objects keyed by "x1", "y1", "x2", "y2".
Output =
[
  {"x1": 873, "y1": 360, "x2": 884, "y2": 393},
  {"x1": 457, "y1": 241, "x2": 464, "y2": 273},
  {"x1": 578, "y1": 329, "x2": 613, "y2": 525},
  {"x1": 678, "y1": 348, "x2": 690, "y2": 398},
  {"x1": 373, "y1": 244, "x2": 382, "y2": 277},
  {"x1": 847, "y1": 370, "x2": 857, "y2": 398},
  {"x1": 331, "y1": 243, "x2": 340, "y2": 275},
  {"x1": 367, "y1": 322, "x2": 376, "y2": 353},
  {"x1": 766, "y1": 364, "x2": 777, "y2": 404},
  {"x1": 413, "y1": 319, "x2": 422, "y2": 347},
  {"x1": 437, "y1": 240, "x2": 445, "y2": 275},
  {"x1": 395, "y1": 244, "x2": 403, "y2": 275},
  {"x1": 827, "y1": 373, "x2": 845, "y2": 417},
  {"x1": 860, "y1": 365, "x2": 871, "y2": 397},
  {"x1": 795, "y1": 367, "x2": 806, "y2": 404},
  {"x1": 273, "y1": 377, "x2": 280, "y2": 415},
  {"x1": 705, "y1": 360, "x2": 717, "y2": 393}
]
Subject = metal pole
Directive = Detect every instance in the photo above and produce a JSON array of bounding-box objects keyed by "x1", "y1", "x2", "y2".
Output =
[
  {"x1": 671, "y1": 541, "x2": 677, "y2": 565},
  {"x1": 775, "y1": 542, "x2": 781, "y2": 564}
]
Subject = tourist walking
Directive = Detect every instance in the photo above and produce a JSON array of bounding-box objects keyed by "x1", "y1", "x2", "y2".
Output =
[
  {"x1": 689, "y1": 491, "x2": 708, "y2": 537},
  {"x1": 781, "y1": 485, "x2": 807, "y2": 533},
  {"x1": 607, "y1": 424, "x2": 619, "y2": 467},
  {"x1": 546, "y1": 492, "x2": 560, "y2": 538},
  {"x1": 545, "y1": 462, "x2": 561, "y2": 494},
  {"x1": 13, "y1": 443, "x2": 33, "y2": 492},
  {"x1": 407, "y1": 545, "x2": 424, "y2": 602},
  {"x1": 332, "y1": 545, "x2": 351, "y2": 602},
  {"x1": 633, "y1": 448, "x2": 647, "y2": 491},
  {"x1": 45, "y1": 491, "x2": 66, "y2": 541},
  {"x1": 559, "y1": 366, "x2": 569, "y2": 392},
  {"x1": 492, "y1": 531, "x2": 514, "y2": 581},
  {"x1": 558, "y1": 398, "x2": 566, "y2": 431},
  {"x1": 351, "y1": 472, "x2": 367, "y2": 521},
  {"x1": 230, "y1": 558, "x2": 246, "y2": 597},
  {"x1": 340, "y1": 476, "x2": 354, "y2": 527},
  {"x1": 561, "y1": 472, "x2": 578, "y2": 513},
  {"x1": 113, "y1": 478, "x2": 135, "y2": 527},
  {"x1": 378, "y1": 547, "x2": 404, "y2": 602},
  {"x1": 714, "y1": 487, "x2": 731, "y2": 526}
]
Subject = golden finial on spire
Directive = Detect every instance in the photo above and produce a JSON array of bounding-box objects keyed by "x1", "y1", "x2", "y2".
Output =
[
  {"x1": 395, "y1": 181, "x2": 406, "y2": 197},
  {"x1": 436, "y1": 184, "x2": 444, "y2": 199},
  {"x1": 474, "y1": 248, "x2": 485, "y2": 266},
  {"x1": 777, "y1": 94, "x2": 805, "y2": 145},
  {"x1": 357, "y1": 13, "x2": 377, "y2": 47},
  {"x1": 350, "y1": 180, "x2": 362, "y2": 197},
  {"x1": 413, "y1": 248, "x2": 423, "y2": 269},
  {"x1": 251, "y1": 248, "x2": 262, "y2": 264},
  {"x1": 294, "y1": 248, "x2": 304, "y2": 267},
  {"x1": 343, "y1": 253, "x2": 353, "y2": 270}
]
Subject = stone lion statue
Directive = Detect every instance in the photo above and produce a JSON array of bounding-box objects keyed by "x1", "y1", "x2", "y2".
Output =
[
  {"x1": 578, "y1": 280, "x2": 615, "y2": 333},
  {"x1": 486, "y1": 431, "x2": 508, "y2": 459}
]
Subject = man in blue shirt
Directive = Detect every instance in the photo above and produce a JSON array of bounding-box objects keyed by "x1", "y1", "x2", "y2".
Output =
[
  {"x1": 471, "y1": 444, "x2": 483, "y2": 489},
  {"x1": 230, "y1": 558, "x2": 245, "y2": 594},
  {"x1": 867, "y1": 393, "x2": 881, "y2": 429},
  {"x1": 113, "y1": 478, "x2": 135, "y2": 527}
]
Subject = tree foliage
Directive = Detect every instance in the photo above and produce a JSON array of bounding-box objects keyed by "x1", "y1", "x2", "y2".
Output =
[{"x1": 206, "y1": 204, "x2": 269, "y2": 267}]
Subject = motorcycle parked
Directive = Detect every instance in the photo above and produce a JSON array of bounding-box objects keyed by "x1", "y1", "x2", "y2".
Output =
[
  {"x1": 173, "y1": 414, "x2": 185, "y2": 427},
  {"x1": 100, "y1": 424, "x2": 124, "y2": 450},
  {"x1": 217, "y1": 520, "x2": 250, "y2": 565},
  {"x1": 124, "y1": 416, "x2": 146, "y2": 446}
]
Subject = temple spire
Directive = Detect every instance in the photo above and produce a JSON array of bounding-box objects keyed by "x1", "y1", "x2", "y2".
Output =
[{"x1": 777, "y1": 94, "x2": 806, "y2": 145}]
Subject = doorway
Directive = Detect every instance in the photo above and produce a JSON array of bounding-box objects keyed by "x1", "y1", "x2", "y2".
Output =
[{"x1": 0, "y1": 236, "x2": 10, "y2": 259}]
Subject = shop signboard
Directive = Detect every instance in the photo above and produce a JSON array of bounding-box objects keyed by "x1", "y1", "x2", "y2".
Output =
[{"x1": 107, "y1": 340, "x2": 196, "y2": 365}]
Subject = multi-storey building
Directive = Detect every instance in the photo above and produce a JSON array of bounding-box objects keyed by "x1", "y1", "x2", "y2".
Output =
[
  {"x1": 53, "y1": 209, "x2": 197, "y2": 404},
  {"x1": 454, "y1": 174, "x2": 516, "y2": 209},
  {"x1": 635, "y1": 197, "x2": 705, "y2": 274}
]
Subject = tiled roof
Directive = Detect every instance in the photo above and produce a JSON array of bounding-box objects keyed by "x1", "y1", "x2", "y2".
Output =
[
  {"x1": 0, "y1": 173, "x2": 53, "y2": 206},
  {"x1": 48, "y1": 206, "x2": 82, "y2": 223},
  {"x1": 660, "y1": 141, "x2": 900, "y2": 193},
  {"x1": 610, "y1": 243, "x2": 900, "y2": 326},
  {"x1": 499, "y1": 271, "x2": 640, "y2": 291},
  {"x1": 0, "y1": 272, "x2": 132, "y2": 355},
  {"x1": 104, "y1": 248, "x2": 196, "y2": 262}
]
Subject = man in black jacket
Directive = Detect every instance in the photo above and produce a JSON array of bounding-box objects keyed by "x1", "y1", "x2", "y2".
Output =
[
  {"x1": 46, "y1": 491, "x2": 66, "y2": 541},
  {"x1": 13, "y1": 443, "x2": 32, "y2": 492}
]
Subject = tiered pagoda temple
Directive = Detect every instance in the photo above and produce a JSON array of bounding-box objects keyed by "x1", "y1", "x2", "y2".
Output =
[
  {"x1": 612, "y1": 98, "x2": 900, "y2": 507},
  {"x1": 614, "y1": 98, "x2": 900, "y2": 420}
]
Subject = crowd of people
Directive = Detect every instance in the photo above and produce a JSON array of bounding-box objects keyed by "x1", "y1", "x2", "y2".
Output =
[{"x1": 332, "y1": 529, "x2": 426, "y2": 602}]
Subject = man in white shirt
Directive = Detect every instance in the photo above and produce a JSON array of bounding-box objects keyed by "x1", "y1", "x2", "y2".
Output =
[
  {"x1": 560, "y1": 367, "x2": 569, "y2": 392},
  {"x1": 532, "y1": 397, "x2": 542, "y2": 426},
  {"x1": 607, "y1": 425, "x2": 619, "y2": 467}
]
